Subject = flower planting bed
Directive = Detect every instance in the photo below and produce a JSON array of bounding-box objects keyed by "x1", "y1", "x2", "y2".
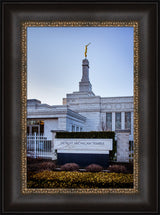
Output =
[
  {"x1": 27, "y1": 171, "x2": 133, "y2": 189},
  {"x1": 27, "y1": 158, "x2": 133, "y2": 189}
]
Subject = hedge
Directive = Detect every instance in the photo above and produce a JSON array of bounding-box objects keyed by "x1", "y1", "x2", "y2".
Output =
[
  {"x1": 56, "y1": 131, "x2": 115, "y2": 139},
  {"x1": 55, "y1": 131, "x2": 116, "y2": 161},
  {"x1": 27, "y1": 171, "x2": 133, "y2": 189}
]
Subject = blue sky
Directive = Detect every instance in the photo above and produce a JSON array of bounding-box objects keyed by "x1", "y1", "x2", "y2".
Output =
[{"x1": 27, "y1": 27, "x2": 134, "y2": 105}]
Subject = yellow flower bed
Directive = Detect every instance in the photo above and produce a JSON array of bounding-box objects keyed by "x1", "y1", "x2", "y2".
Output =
[{"x1": 27, "y1": 171, "x2": 133, "y2": 189}]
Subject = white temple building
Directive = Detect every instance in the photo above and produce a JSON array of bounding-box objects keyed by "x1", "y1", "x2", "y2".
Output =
[{"x1": 27, "y1": 58, "x2": 134, "y2": 142}]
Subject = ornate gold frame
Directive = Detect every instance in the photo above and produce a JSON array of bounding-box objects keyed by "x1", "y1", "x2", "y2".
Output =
[{"x1": 21, "y1": 21, "x2": 139, "y2": 194}]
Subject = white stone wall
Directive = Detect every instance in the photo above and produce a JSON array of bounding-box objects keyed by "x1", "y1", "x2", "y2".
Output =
[
  {"x1": 27, "y1": 100, "x2": 86, "y2": 136},
  {"x1": 66, "y1": 116, "x2": 86, "y2": 132},
  {"x1": 101, "y1": 97, "x2": 133, "y2": 113},
  {"x1": 44, "y1": 119, "x2": 58, "y2": 139},
  {"x1": 27, "y1": 94, "x2": 134, "y2": 141},
  {"x1": 78, "y1": 112, "x2": 101, "y2": 131},
  {"x1": 64, "y1": 94, "x2": 134, "y2": 141},
  {"x1": 58, "y1": 117, "x2": 67, "y2": 131}
]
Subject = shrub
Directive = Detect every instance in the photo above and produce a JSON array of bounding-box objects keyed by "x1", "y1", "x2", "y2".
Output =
[
  {"x1": 27, "y1": 163, "x2": 41, "y2": 172},
  {"x1": 85, "y1": 164, "x2": 103, "y2": 172},
  {"x1": 27, "y1": 157, "x2": 46, "y2": 164},
  {"x1": 107, "y1": 165, "x2": 127, "y2": 173},
  {"x1": 36, "y1": 157, "x2": 46, "y2": 162},
  {"x1": 27, "y1": 161, "x2": 56, "y2": 172},
  {"x1": 27, "y1": 171, "x2": 133, "y2": 188},
  {"x1": 39, "y1": 161, "x2": 56, "y2": 171},
  {"x1": 60, "y1": 163, "x2": 79, "y2": 171},
  {"x1": 27, "y1": 157, "x2": 41, "y2": 164},
  {"x1": 110, "y1": 162, "x2": 133, "y2": 174}
]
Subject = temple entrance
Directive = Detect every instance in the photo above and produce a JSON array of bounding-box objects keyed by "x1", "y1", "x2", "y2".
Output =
[
  {"x1": 27, "y1": 125, "x2": 40, "y2": 135},
  {"x1": 27, "y1": 120, "x2": 44, "y2": 135}
]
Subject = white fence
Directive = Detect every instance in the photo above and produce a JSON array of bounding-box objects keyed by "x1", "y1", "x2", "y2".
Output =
[{"x1": 27, "y1": 133, "x2": 52, "y2": 159}]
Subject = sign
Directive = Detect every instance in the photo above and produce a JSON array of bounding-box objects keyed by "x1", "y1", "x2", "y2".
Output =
[{"x1": 54, "y1": 138, "x2": 113, "y2": 154}]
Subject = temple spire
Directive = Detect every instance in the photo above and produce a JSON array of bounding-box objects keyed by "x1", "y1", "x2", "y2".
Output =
[{"x1": 79, "y1": 58, "x2": 92, "y2": 92}]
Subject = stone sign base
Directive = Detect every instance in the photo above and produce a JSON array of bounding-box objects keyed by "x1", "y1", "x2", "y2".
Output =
[
  {"x1": 116, "y1": 129, "x2": 130, "y2": 163},
  {"x1": 57, "y1": 153, "x2": 109, "y2": 168}
]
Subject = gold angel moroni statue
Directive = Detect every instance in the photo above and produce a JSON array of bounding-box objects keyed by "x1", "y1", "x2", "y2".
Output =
[{"x1": 85, "y1": 42, "x2": 91, "y2": 58}]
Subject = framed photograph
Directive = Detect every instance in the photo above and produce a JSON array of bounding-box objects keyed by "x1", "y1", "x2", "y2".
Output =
[
  {"x1": 25, "y1": 22, "x2": 135, "y2": 192},
  {"x1": 2, "y1": 1, "x2": 158, "y2": 213}
]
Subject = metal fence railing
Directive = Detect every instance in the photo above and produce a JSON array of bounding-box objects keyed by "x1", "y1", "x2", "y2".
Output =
[{"x1": 27, "y1": 133, "x2": 52, "y2": 159}]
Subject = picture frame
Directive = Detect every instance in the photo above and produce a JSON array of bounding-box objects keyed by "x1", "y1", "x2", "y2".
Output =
[{"x1": 1, "y1": 1, "x2": 158, "y2": 213}]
